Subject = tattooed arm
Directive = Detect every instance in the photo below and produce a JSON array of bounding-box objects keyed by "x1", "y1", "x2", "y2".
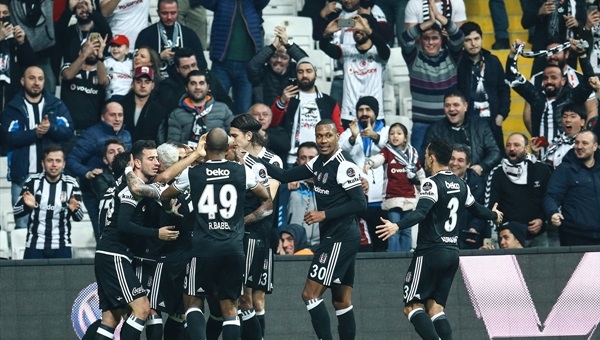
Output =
[{"x1": 244, "y1": 182, "x2": 273, "y2": 225}]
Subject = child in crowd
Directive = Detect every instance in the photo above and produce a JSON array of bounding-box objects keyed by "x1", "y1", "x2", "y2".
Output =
[
  {"x1": 363, "y1": 123, "x2": 425, "y2": 252},
  {"x1": 104, "y1": 34, "x2": 132, "y2": 101}
]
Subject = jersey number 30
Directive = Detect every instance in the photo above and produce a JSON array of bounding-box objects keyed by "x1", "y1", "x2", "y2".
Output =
[
  {"x1": 444, "y1": 197, "x2": 459, "y2": 232},
  {"x1": 197, "y1": 184, "x2": 237, "y2": 219}
]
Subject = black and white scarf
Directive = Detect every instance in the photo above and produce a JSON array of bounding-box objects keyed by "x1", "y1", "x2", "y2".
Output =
[
  {"x1": 422, "y1": 0, "x2": 452, "y2": 22},
  {"x1": 545, "y1": 132, "x2": 575, "y2": 159},
  {"x1": 386, "y1": 142, "x2": 419, "y2": 175},
  {"x1": 501, "y1": 158, "x2": 532, "y2": 185}
]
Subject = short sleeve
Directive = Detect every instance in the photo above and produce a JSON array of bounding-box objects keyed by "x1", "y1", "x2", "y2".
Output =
[
  {"x1": 337, "y1": 161, "x2": 363, "y2": 190},
  {"x1": 173, "y1": 168, "x2": 190, "y2": 192},
  {"x1": 451, "y1": 0, "x2": 467, "y2": 22},
  {"x1": 251, "y1": 162, "x2": 270, "y2": 189},
  {"x1": 119, "y1": 187, "x2": 137, "y2": 207},
  {"x1": 245, "y1": 166, "x2": 259, "y2": 190},
  {"x1": 419, "y1": 178, "x2": 438, "y2": 203},
  {"x1": 404, "y1": 0, "x2": 422, "y2": 24},
  {"x1": 465, "y1": 184, "x2": 475, "y2": 207}
]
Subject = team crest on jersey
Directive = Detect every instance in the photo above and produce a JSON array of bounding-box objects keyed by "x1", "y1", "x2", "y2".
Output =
[
  {"x1": 346, "y1": 168, "x2": 356, "y2": 177},
  {"x1": 142, "y1": 205, "x2": 146, "y2": 212},
  {"x1": 323, "y1": 173, "x2": 328, "y2": 184},
  {"x1": 259, "y1": 168, "x2": 267, "y2": 179},
  {"x1": 406, "y1": 271, "x2": 412, "y2": 282},
  {"x1": 61, "y1": 191, "x2": 67, "y2": 203},
  {"x1": 263, "y1": 259, "x2": 269, "y2": 270},
  {"x1": 319, "y1": 253, "x2": 328, "y2": 264},
  {"x1": 273, "y1": 161, "x2": 281, "y2": 168},
  {"x1": 318, "y1": 172, "x2": 323, "y2": 182},
  {"x1": 422, "y1": 182, "x2": 432, "y2": 191}
]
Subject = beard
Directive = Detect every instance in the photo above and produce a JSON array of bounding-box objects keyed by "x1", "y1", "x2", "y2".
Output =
[
  {"x1": 354, "y1": 34, "x2": 369, "y2": 45},
  {"x1": 24, "y1": 87, "x2": 42, "y2": 99},
  {"x1": 508, "y1": 152, "x2": 527, "y2": 164},
  {"x1": 298, "y1": 77, "x2": 316, "y2": 91},
  {"x1": 84, "y1": 56, "x2": 97, "y2": 65},
  {"x1": 77, "y1": 16, "x2": 92, "y2": 25}
]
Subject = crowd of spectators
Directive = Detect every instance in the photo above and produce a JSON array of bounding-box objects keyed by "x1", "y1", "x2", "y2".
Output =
[{"x1": 3, "y1": 0, "x2": 600, "y2": 259}]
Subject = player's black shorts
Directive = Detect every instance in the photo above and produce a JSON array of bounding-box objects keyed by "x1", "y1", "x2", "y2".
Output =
[
  {"x1": 403, "y1": 249, "x2": 459, "y2": 306},
  {"x1": 308, "y1": 238, "x2": 360, "y2": 287},
  {"x1": 94, "y1": 252, "x2": 147, "y2": 311},
  {"x1": 148, "y1": 259, "x2": 188, "y2": 315},
  {"x1": 133, "y1": 257, "x2": 157, "y2": 293},
  {"x1": 243, "y1": 235, "x2": 274, "y2": 293},
  {"x1": 185, "y1": 255, "x2": 245, "y2": 301}
]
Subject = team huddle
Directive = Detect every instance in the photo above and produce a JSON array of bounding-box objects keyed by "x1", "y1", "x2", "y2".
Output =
[{"x1": 88, "y1": 117, "x2": 502, "y2": 340}]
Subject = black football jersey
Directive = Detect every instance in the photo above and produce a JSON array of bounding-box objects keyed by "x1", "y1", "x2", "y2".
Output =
[
  {"x1": 415, "y1": 171, "x2": 475, "y2": 254},
  {"x1": 174, "y1": 160, "x2": 259, "y2": 256},
  {"x1": 242, "y1": 153, "x2": 271, "y2": 238},
  {"x1": 306, "y1": 150, "x2": 363, "y2": 241}
]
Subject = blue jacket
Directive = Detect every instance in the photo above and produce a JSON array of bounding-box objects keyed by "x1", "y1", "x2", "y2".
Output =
[
  {"x1": 543, "y1": 149, "x2": 600, "y2": 239},
  {"x1": 1, "y1": 90, "x2": 73, "y2": 182},
  {"x1": 200, "y1": 0, "x2": 269, "y2": 61},
  {"x1": 66, "y1": 121, "x2": 132, "y2": 179}
]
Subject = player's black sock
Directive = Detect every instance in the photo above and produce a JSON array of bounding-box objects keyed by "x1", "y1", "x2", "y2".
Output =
[
  {"x1": 119, "y1": 314, "x2": 146, "y2": 340},
  {"x1": 145, "y1": 314, "x2": 163, "y2": 340},
  {"x1": 336, "y1": 305, "x2": 356, "y2": 340},
  {"x1": 206, "y1": 313, "x2": 224, "y2": 340},
  {"x1": 432, "y1": 312, "x2": 452, "y2": 340},
  {"x1": 185, "y1": 307, "x2": 206, "y2": 340},
  {"x1": 94, "y1": 323, "x2": 115, "y2": 340},
  {"x1": 256, "y1": 309, "x2": 265, "y2": 337},
  {"x1": 240, "y1": 309, "x2": 262, "y2": 340},
  {"x1": 163, "y1": 315, "x2": 184, "y2": 340},
  {"x1": 306, "y1": 298, "x2": 333, "y2": 340},
  {"x1": 222, "y1": 316, "x2": 241, "y2": 340},
  {"x1": 82, "y1": 319, "x2": 102, "y2": 340},
  {"x1": 407, "y1": 308, "x2": 439, "y2": 340}
]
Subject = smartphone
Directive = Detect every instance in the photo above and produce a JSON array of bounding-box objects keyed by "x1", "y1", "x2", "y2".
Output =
[
  {"x1": 588, "y1": 5, "x2": 598, "y2": 13},
  {"x1": 483, "y1": 238, "x2": 494, "y2": 247},
  {"x1": 533, "y1": 136, "x2": 549, "y2": 148},
  {"x1": 287, "y1": 77, "x2": 298, "y2": 87},
  {"x1": 1, "y1": 15, "x2": 11, "y2": 24},
  {"x1": 89, "y1": 32, "x2": 100, "y2": 42},
  {"x1": 338, "y1": 18, "x2": 355, "y2": 28}
]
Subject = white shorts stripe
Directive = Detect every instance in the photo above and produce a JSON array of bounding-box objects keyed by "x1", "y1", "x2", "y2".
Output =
[
  {"x1": 323, "y1": 242, "x2": 341, "y2": 286},
  {"x1": 115, "y1": 256, "x2": 133, "y2": 302},
  {"x1": 188, "y1": 257, "x2": 196, "y2": 296},
  {"x1": 245, "y1": 239, "x2": 256, "y2": 280},
  {"x1": 406, "y1": 256, "x2": 423, "y2": 302},
  {"x1": 150, "y1": 262, "x2": 163, "y2": 309}
]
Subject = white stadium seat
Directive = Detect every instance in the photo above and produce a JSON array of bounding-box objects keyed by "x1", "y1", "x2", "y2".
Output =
[
  {"x1": 71, "y1": 221, "x2": 97, "y2": 259},
  {"x1": 262, "y1": 16, "x2": 314, "y2": 51},
  {"x1": 0, "y1": 230, "x2": 10, "y2": 259},
  {"x1": 10, "y1": 228, "x2": 27, "y2": 260}
]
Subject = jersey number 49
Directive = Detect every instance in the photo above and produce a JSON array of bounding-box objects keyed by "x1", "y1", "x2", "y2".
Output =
[{"x1": 197, "y1": 184, "x2": 238, "y2": 219}]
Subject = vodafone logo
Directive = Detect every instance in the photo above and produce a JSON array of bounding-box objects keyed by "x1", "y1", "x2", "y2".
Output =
[{"x1": 390, "y1": 168, "x2": 407, "y2": 174}]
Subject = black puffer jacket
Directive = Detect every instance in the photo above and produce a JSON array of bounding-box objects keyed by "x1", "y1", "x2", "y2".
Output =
[
  {"x1": 422, "y1": 115, "x2": 502, "y2": 173},
  {"x1": 246, "y1": 43, "x2": 308, "y2": 106}
]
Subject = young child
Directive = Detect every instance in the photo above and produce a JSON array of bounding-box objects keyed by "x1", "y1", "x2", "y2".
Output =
[
  {"x1": 364, "y1": 123, "x2": 425, "y2": 252},
  {"x1": 104, "y1": 34, "x2": 133, "y2": 101}
]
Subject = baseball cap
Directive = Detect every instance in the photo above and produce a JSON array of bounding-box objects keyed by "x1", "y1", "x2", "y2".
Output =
[
  {"x1": 108, "y1": 34, "x2": 130, "y2": 47},
  {"x1": 133, "y1": 66, "x2": 154, "y2": 80}
]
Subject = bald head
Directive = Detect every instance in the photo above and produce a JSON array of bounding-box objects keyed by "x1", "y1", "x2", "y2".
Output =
[{"x1": 206, "y1": 127, "x2": 229, "y2": 152}]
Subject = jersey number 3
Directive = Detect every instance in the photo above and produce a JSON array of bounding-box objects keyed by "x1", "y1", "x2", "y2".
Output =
[
  {"x1": 444, "y1": 197, "x2": 459, "y2": 232},
  {"x1": 197, "y1": 184, "x2": 237, "y2": 219}
]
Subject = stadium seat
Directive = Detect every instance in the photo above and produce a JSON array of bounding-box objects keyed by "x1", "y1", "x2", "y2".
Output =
[
  {"x1": 314, "y1": 78, "x2": 331, "y2": 95},
  {"x1": 309, "y1": 49, "x2": 333, "y2": 83},
  {"x1": 386, "y1": 47, "x2": 411, "y2": 113},
  {"x1": 262, "y1": 0, "x2": 298, "y2": 17},
  {"x1": 10, "y1": 228, "x2": 27, "y2": 260},
  {"x1": 382, "y1": 84, "x2": 397, "y2": 118},
  {"x1": 0, "y1": 210, "x2": 15, "y2": 232},
  {"x1": 262, "y1": 16, "x2": 314, "y2": 51},
  {"x1": 71, "y1": 221, "x2": 96, "y2": 259},
  {"x1": 0, "y1": 230, "x2": 9, "y2": 259}
]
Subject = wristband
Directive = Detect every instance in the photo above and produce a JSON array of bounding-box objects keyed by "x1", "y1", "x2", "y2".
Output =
[{"x1": 125, "y1": 166, "x2": 133, "y2": 175}]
